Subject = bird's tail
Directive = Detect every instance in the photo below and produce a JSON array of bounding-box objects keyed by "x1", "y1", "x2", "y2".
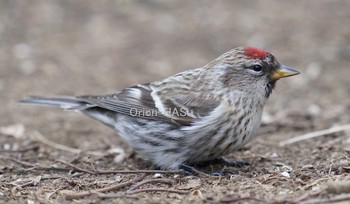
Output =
[{"x1": 19, "y1": 96, "x2": 92, "y2": 110}]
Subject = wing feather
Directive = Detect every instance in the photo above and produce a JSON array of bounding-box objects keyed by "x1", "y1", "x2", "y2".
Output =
[{"x1": 78, "y1": 81, "x2": 220, "y2": 126}]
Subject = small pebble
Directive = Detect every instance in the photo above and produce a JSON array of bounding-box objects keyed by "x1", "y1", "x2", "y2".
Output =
[
  {"x1": 154, "y1": 173, "x2": 163, "y2": 178},
  {"x1": 3, "y1": 143, "x2": 11, "y2": 150},
  {"x1": 281, "y1": 172, "x2": 290, "y2": 178},
  {"x1": 307, "y1": 104, "x2": 321, "y2": 116}
]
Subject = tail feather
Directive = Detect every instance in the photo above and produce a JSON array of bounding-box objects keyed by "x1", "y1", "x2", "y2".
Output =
[
  {"x1": 19, "y1": 96, "x2": 92, "y2": 110},
  {"x1": 20, "y1": 96, "x2": 117, "y2": 128}
]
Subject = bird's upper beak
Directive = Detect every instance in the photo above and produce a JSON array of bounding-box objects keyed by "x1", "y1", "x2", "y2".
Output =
[{"x1": 271, "y1": 65, "x2": 300, "y2": 81}]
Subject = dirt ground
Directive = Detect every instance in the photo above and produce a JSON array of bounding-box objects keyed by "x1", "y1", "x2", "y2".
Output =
[{"x1": 1, "y1": 1, "x2": 350, "y2": 203}]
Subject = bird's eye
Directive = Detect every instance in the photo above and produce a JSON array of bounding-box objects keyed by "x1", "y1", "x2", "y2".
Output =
[{"x1": 251, "y1": 64, "x2": 263, "y2": 72}]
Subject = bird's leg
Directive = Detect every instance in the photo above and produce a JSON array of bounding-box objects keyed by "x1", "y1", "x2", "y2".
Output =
[
  {"x1": 179, "y1": 157, "x2": 250, "y2": 176},
  {"x1": 179, "y1": 163, "x2": 200, "y2": 176},
  {"x1": 212, "y1": 157, "x2": 250, "y2": 167},
  {"x1": 179, "y1": 163, "x2": 227, "y2": 176},
  {"x1": 179, "y1": 163, "x2": 223, "y2": 176},
  {"x1": 197, "y1": 157, "x2": 250, "y2": 168},
  {"x1": 150, "y1": 165, "x2": 161, "y2": 170},
  {"x1": 152, "y1": 164, "x2": 207, "y2": 176}
]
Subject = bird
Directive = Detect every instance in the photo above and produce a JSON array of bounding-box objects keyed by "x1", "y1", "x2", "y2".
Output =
[{"x1": 20, "y1": 46, "x2": 299, "y2": 171}]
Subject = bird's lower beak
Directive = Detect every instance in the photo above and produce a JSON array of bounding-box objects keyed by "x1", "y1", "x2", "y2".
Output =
[{"x1": 271, "y1": 65, "x2": 300, "y2": 81}]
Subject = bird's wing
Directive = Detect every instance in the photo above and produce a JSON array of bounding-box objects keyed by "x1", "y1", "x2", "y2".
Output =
[{"x1": 78, "y1": 83, "x2": 220, "y2": 126}]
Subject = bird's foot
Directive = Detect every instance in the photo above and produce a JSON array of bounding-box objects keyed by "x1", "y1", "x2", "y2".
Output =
[
  {"x1": 179, "y1": 163, "x2": 201, "y2": 176},
  {"x1": 198, "y1": 157, "x2": 250, "y2": 168},
  {"x1": 215, "y1": 157, "x2": 250, "y2": 168},
  {"x1": 179, "y1": 157, "x2": 249, "y2": 176},
  {"x1": 179, "y1": 163, "x2": 223, "y2": 177}
]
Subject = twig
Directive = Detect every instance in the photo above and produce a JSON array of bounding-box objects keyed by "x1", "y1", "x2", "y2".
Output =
[
  {"x1": 5, "y1": 157, "x2": 184, "y2": 175},
  {"x1": 294, "y1": 189, "x2": 324, "y2": 203},
  {"x1": 7, "y1": 158, "x2": 73, "y2": 172},
  {"x1": 128, "y1": 188, "x2": 189, "y2": 195},
  {"x1": 128, "y1": 179, "x2": 173, "y2": 191},
  {"x1": 61, "y1": 174, "x2": 146, "y2": 200},
  {"x1": 220, "y1": 197, "x2": 272, "y2": 204},
  {"x1": 56, "y1": 160, "x2": 95, "y2": 174},
  {"x1": 302, "y1": 177, "x2": 335, "y2": 190},
  {"x1": 32, "y1": 131, "x2": 81, "y2": 154},
  {"x1": 262, "y1": 176, "x2": 290, "y2": 184},
  {"x1": 95, "y1": 169, "x2": 184, "y2": 174},
  {"x1": 57, "y1": 160, "x2": 185, "y2": 175},
  {"x1": 0, "y1": 144, "x2": 39, "y2": 153},
  {"x1": 279, "y1": 124, "x2": 350, "y2": 146},
  {"x1": 299, "y1": 193, "x2": 350, "y2": 204},
  {"x1": 7, "y1": 158, "x2": 37, "y2": 168},
  {"x1": 93, "y1": 192, "x2": 139, "y2": 199},
  {"x1": 17, "y1": 176, "x2": 42, "y2": 188}
]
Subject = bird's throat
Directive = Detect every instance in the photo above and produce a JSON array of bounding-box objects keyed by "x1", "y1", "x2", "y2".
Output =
[{"x1": 265, "y1": 81, "x2": 276, "y2": 98}]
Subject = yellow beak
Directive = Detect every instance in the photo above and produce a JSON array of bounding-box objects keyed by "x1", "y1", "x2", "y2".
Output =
[{"x1": 271, "y1": 65, "x2": 300, "y2": 81}]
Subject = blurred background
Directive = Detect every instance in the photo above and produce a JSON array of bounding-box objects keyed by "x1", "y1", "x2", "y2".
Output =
[{"x1": 1, "y1": 0, "x2": 350, "y2": 155}]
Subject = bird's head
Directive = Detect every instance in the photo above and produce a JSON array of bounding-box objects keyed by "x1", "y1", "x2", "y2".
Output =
[{"x1": 208, "y1": 46, "x2": 300, "y2": 98}]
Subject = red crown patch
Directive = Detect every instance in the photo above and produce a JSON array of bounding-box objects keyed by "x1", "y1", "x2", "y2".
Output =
[{"x1": 243, "y1": 47, "x2": 268, "y2": 59}]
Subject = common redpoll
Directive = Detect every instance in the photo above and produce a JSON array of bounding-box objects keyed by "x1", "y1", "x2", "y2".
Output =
[{"x1": 20, "y1": 47, "x2": 299, "y2": 170}]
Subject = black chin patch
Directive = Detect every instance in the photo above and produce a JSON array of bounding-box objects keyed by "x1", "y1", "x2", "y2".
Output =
[{"x1": 265, "y1": 81, "x2": 276, "y2": 98}]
